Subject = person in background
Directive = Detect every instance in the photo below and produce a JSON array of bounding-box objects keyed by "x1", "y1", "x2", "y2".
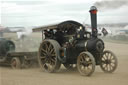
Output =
[{"x1": 102, "y1": 28, "x2": 108, "y2": 36}]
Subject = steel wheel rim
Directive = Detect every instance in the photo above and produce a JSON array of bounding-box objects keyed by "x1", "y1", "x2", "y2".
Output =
[
  {"x1": 100, "y1": 50, "x2": 117, "y2": 73},
  {"x1": 39, "y1": 41, "x2": 58, "y2": 72}
]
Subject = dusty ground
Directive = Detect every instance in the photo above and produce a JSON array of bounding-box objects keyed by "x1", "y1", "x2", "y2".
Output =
[
  {"x1": 0, "y1": 42, "x2": 128, "y2": 85},
  {"x1": 0, "y1": 33, "x2": 128, "y2": 85}
]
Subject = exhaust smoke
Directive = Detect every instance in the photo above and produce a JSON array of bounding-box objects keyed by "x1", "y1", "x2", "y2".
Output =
[{"x1": 94, "y1": 0, "x2": 128, "y2": 11}]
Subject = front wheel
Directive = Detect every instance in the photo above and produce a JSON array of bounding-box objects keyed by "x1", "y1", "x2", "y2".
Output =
[
  {"x1": 100, "y1": 50, "x2": 118, "y2": 73},
  {"x1": 77, "y1": 52, "x2": 95, "y2": 76},
  {"x1": 11, "y1": 57, "x2": 21, "y2": 69}
]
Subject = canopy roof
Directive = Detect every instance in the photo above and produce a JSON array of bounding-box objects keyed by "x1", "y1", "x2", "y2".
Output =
[{"x1": 32, "y1": 20, "x2": 84, "y2": 32}]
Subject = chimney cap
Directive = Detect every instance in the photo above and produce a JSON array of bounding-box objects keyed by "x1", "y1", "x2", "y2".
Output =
[{"x1": 90, "y1": 6, "x2": 97, "y2": 11}]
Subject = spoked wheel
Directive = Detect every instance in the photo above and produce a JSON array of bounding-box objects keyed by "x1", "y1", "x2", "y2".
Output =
[
  {"x1": 77, "y1": 52, "x2": 95, "y2": 76},
  {"x1": 100, "y1": 50, "x2": 118, "y2": 73},
  {"x1": 38, "y1": 39, "x2": 61, "y2": 73},
  {"x1": 11, "y1": 57, "x2": 21, "y2": 69},
  {"x1": 63, "y1": 64, "x2": 77, "y2": 70},
  {"x1": 22, "y1": 60, "x2": 33, "y2": 68}
]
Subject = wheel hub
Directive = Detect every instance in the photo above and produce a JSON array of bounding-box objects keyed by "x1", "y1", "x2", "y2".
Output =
[
  {"x1": 45, "y1": 53, "x2": 52, "y2": 61},
  {"x1": 81, "y1": 62, "x2": 90, "y2": 67},
  {"x1": 105, "y1": 60, "x2": 111, "y2": 64}
]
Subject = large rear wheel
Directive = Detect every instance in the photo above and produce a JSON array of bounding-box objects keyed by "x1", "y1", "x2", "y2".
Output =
[
  {"x1": 77, "y1": 52, "x2": 95, "y2": 76},
  {"x1": 38, "y1": 39, "x2": 61, "y2": 73},
  {"x1": 100, "y1": 50, "x2": 118, "y2": 73}
]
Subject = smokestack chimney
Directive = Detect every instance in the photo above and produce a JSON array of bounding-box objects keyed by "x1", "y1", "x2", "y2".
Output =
[{"x1": 89, "y1": 6, "x2": 98, "y2": 38}]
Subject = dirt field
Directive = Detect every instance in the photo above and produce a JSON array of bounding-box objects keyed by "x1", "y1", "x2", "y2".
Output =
[{"x1": 0, "y1": 37, "x2": 128, "y2": 85}]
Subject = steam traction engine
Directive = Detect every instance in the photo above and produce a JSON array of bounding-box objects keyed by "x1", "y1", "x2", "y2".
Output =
[{"x1": 38, "y1": 6, "x2": 118, "y2": 76}]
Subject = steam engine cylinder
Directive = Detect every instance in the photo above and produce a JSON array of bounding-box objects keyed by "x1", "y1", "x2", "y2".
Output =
[{"x1": 86, "y1": 38, "x2": 104, "y2": 52}]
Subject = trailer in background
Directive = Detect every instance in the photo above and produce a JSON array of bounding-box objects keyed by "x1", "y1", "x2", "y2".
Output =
[{"x1": 0, "y1": 38, "x2": 38, "y2": 69}]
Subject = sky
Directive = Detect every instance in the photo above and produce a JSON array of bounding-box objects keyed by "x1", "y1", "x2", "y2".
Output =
[{"x1": 0, "y1": 0, "x2": 128, "y2": 27}]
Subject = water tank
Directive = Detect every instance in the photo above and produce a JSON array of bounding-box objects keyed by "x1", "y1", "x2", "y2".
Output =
[{"x1": 0, "y1": 38, "x2": 15, "y2": 56}]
